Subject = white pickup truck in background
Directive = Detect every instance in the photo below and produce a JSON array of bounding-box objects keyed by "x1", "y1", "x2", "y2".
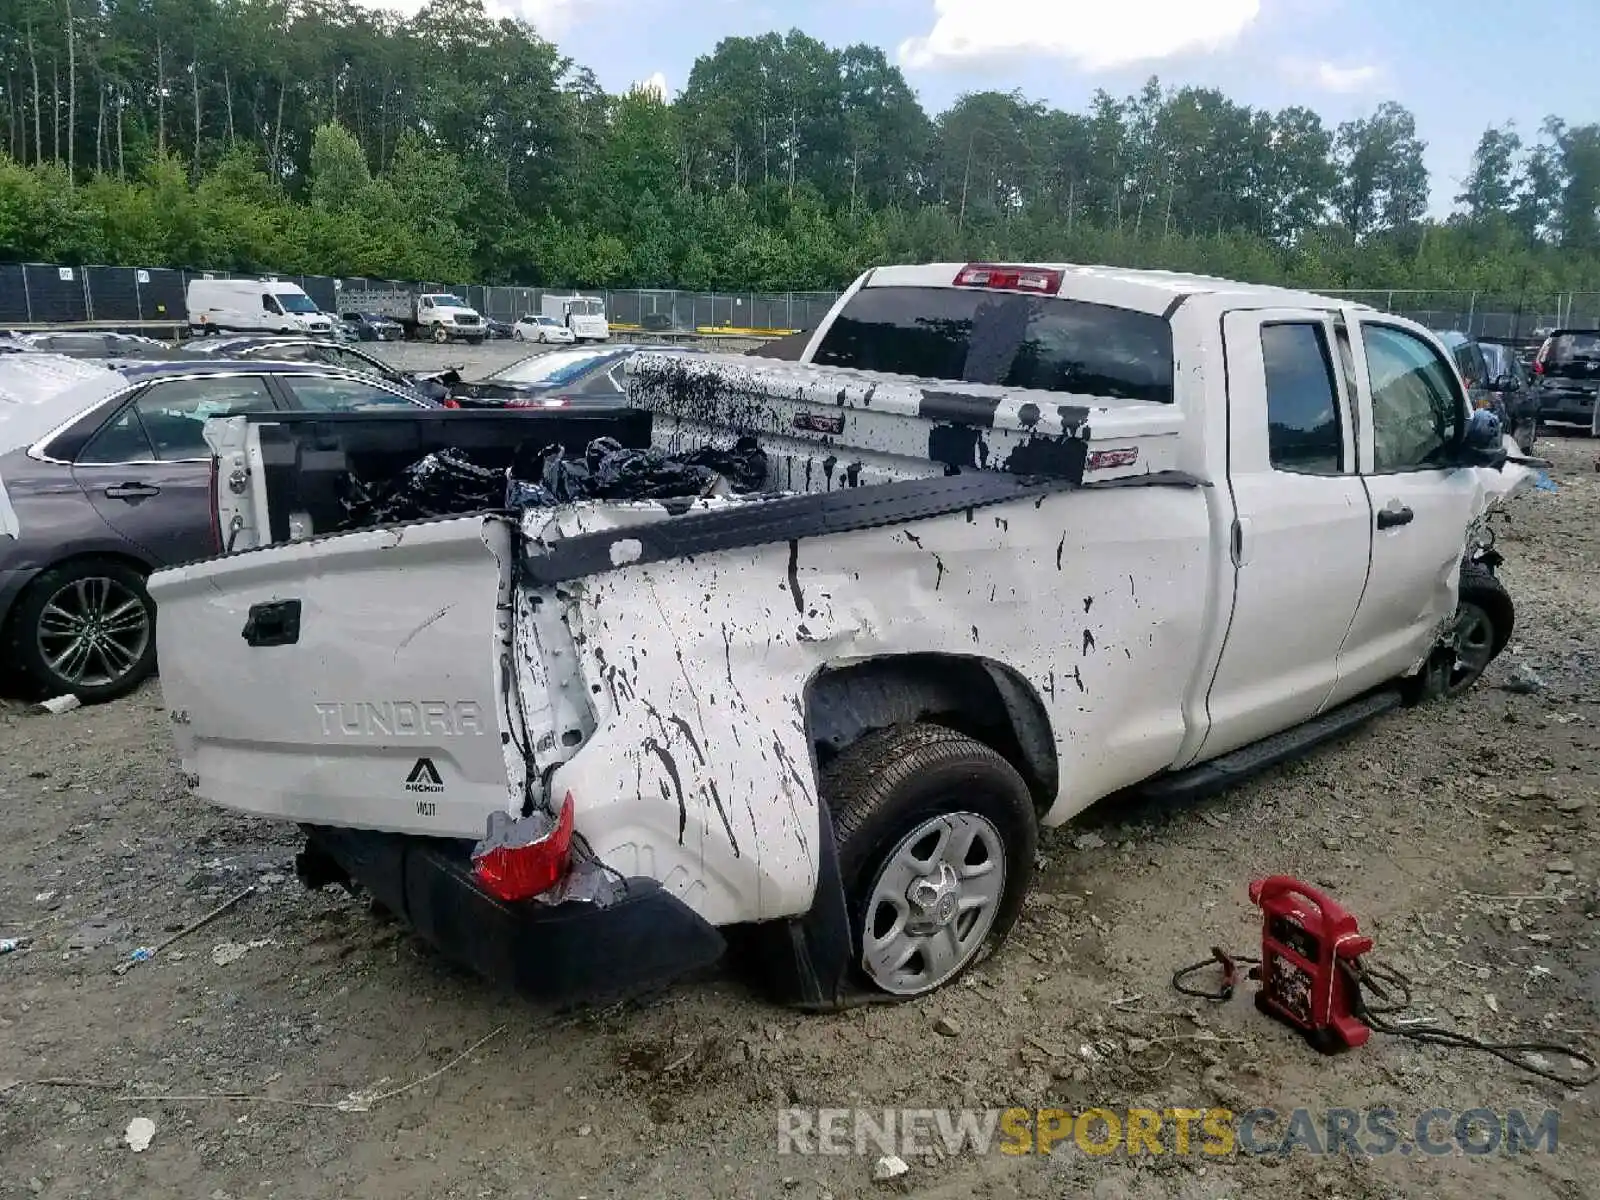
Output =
[{"x1": 149, "y1": 263, "x2": 1527, "y2": 1009}]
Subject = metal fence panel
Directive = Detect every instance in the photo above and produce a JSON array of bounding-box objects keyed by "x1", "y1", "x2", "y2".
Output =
[
  {"x1": 85, "y1": 266, "x2": 140, "y2": 322},
  {"x1": 140, "y1": 268, "x2": 188, "y2": 324},
  {"x1": 23, "y1": 264, "x2": 89, "y2": 323},
  {"x1": 0, "y1": 264, "x2": 29, "y2": 322}
]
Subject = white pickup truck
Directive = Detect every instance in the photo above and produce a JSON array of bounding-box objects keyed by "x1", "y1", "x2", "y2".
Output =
[{"x1": 149, "y1": 263, "x2": 1527, "y2": 1008}]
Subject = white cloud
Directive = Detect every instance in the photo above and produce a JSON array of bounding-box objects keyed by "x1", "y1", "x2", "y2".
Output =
[
  {"x1": 1312, "y1": 61, "x2": 1380, "y2": 92},
  {"x1": 631, "y1": 72, "x2": 671, "y2": 101},
  {"x1": 898, "y1": 0, "x2": 1264, "y2": 72}
]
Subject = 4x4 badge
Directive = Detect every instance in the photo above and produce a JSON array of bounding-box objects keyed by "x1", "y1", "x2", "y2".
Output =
[{"x1": 405, "y1": 758, "x2": 444, "y2": 793}]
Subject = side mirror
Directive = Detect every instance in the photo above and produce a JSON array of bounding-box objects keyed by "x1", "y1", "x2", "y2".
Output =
[
  {"x1": 1492, "y1": 375, "x2": 1515, "y2": 392},
  {"x1": 1458, "y1": 408, "x2": 1508, "y2": 468}
]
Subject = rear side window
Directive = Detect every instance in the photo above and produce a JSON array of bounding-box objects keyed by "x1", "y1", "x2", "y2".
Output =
[
  {"x1": 811, "y1": 285, "x2": 1175, "y2": 404},
  {"x1": 1261, "y1": 323, "x2": 1343, "y2": 474},
  {"x1": 284, "y1": 377, "x2": 418, "y2": 411}
]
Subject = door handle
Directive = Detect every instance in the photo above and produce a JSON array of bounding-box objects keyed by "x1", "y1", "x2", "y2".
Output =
[
  {"x1": 241, "y1": 599, "x2": 301, "y2": 648},
  {"x1": 104, "y1": 482, "x2": 161, "y2": 500},
  {"x1": 1376, "y1": 504, "x2": 1414, "y2": 530}
]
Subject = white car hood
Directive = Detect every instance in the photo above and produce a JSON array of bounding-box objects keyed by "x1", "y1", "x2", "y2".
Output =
[{"x1": 0, "y1": 354, "x2": 123, "y2": 538}]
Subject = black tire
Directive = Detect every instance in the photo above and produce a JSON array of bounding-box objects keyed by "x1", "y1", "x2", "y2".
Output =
[
  {"x1": 6, "y1": 558, "x2": 157, "y2": 703},
  {"x1": 823, "y1": 723, "x2": 1037, "y2": 998},
  {"x1": 1415, "y1": 563, "x2": 1515, "y2": 701}
]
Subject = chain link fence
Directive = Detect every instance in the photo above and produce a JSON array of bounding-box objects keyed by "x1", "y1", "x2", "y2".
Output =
[
  {"x1": 3, "y1": 262, "x2": 1598, "y2": 343},
  {"x1": 0, "y1": 263, "x2": 842, "y2": 336}
]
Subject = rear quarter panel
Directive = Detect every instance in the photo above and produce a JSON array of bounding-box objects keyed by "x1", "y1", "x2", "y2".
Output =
[{"x1": 545, "y1": 484, "x2": 1211, "y2": 925}]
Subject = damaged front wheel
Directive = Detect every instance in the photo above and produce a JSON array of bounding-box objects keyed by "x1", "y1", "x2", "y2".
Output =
[
  {"x1": 825, "y1": 724, "x2": 1037, "y2": 998},
  {"x1": 1416, "y1": 563, "x2": 1515, "y2": 701}
]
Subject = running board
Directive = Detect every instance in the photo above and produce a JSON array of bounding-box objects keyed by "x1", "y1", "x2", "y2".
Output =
[{"x1": 1142, "y1": 689, "x2": 1404, "y2": 804}]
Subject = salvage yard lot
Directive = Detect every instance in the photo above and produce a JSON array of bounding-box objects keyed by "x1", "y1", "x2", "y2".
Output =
[{"x1": 1, "y1": 440, "x2": 1597, "y2": 1200}]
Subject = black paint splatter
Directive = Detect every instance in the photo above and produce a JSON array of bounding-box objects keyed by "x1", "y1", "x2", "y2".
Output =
[
  {"x1": 705, "y1": 779, "x2": 740, "y2": 857},
  {"x1": 720, "y1": 623, "x2": 733, "y2": 685},
  {"x1": 932, "y1": 554, "x2": 946, "y2": 591},
  {"x1": 1056, "y1": 534, "x2": 1066, "y2": 571},
  {"x1": 786, "y1": 539, "x2": 804, "y2": 615},
  {"x1": 667, "y1": 714, "x2": 706, "y2": 765},
  {"x1": 904, "y1": 530, "x2": 923, "y2": 549},
  {"x1": 971, "y1": 625, "x2": 980, "y2": 643},
  {"x1": 644, "y1": 738, "x2": 687, "y2": 844},
  {"x1": 1072, "y1": 665, "x2": 1085, "y2": 693},
  {"x1": 1082, "y1": 628, "x2": 1096, "y2": 655},
  {"x1": 1083, "y1": 596, "x2": 1094, "y2": 613}
]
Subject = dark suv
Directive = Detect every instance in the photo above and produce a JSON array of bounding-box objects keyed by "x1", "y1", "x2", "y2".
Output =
[
  {"x1": 1477, "y1": 340, "x2": 1539, "y2": 451},
  {"x1": 1532, "y1": 329, "x2": 1600, "y2": 433},
  {"x1": 1435, "y1": 331, "x2": 1537, "y2": 452}
]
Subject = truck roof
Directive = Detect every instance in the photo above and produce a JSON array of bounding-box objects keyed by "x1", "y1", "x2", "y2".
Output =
[{"x1": 862, "y1": 263, "x2": 1368, "y2": 318}]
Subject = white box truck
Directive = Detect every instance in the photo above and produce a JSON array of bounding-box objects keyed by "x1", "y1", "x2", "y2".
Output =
[
  {"x1": 187, "y1": 278, "x2": 336, "y2": 337},
  {"x1": 541, "y1": 293, "x2": 609, "y2": 342}
]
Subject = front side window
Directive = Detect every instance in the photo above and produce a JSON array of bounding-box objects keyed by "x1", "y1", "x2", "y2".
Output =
[
  {"x1": 812, "y1": 285, "x2": 1175, "y2": 404},
  {"x1": 1363, "y1": 325, "x2": 1464, "y2": 472},
  {"x1": 1261, "y1": 323, "x2": 1343, "y2": 475},
  {"x1": 131, "y1": 376, "x2": 276, "y2": 460}
]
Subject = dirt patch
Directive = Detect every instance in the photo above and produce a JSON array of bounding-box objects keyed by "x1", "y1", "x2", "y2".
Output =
[{"x1": 1, "y1": 439, "x2": 1597, "y2": 1200}]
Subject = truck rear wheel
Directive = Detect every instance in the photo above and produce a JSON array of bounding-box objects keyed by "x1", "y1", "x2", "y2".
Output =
[{"x1": 823, "y1": 723, "x2": 1037, "y2": 998}]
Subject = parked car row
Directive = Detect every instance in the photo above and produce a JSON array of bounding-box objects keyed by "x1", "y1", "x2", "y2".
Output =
[
  {"x1": 0, "y1": 333, "x2": 724, "y2": 703},
  {"x1": 1433, "y1": 326, "x2": 1600, "y2": 448}
]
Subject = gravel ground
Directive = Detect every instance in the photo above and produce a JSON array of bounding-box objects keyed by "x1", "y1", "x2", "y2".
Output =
[{"x1": 1, "y1": 436, "x2": 1597, "y2": 1200}]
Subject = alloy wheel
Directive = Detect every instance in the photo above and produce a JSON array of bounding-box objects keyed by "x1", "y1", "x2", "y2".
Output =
[{"x1": 35, "y1": 575, "x2": 152, "y2": 689}]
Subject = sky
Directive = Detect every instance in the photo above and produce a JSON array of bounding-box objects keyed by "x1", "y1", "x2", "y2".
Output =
[{"x1": 359, "y1": 0, "x2": 1596, "y2": 217}]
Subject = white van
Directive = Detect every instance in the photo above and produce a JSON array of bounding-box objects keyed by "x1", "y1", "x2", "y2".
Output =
[{"x1": 187, "y1": 279, "x2": 336, "y2": 337}]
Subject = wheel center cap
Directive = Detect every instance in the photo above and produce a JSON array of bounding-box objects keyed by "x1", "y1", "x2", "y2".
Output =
[{"x1": 907, "y1": 863, "x2": 961, "y2": 930}]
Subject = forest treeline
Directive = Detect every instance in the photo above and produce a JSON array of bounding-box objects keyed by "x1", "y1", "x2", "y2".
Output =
[{"x1": 2, "y1": 0, "x2": 1599, "y2": 295}]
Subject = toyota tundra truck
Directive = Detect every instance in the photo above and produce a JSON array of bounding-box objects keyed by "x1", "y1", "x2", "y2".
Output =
[{"x1": 148, "y1": 263, "x2": 1522, "y2": 1010}]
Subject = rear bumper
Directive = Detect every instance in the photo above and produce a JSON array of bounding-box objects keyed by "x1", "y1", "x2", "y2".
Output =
[
  {"x1": 1537, "y1": 391, "x2": 1595, "y2": 423},
  {"x1": 299, "y1": 824, "x2": 726, "y2": 1001}
]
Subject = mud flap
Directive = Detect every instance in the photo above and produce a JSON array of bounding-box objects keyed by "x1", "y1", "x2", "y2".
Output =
[{"x1": 747, "y1": 800, "x2": 893, "y2": 1011}]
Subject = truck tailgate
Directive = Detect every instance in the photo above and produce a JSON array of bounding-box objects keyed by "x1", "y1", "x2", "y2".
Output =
[{"x1": 148, "y1": 515, "x2": 512, "y2": 838}]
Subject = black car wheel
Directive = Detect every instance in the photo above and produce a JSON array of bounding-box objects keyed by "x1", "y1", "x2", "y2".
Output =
[{"x1": 8, "y1": 558, "x2": 157, "y2": 703}]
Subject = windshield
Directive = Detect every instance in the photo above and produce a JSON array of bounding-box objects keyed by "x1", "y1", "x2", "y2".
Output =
[
  {"x1": 1546, "y1": 332, "x2": 1600, "y2": 362},
  {"x1": 488, "y1": 348, "x2": 617, "y2": 386},
  {"x1": 426, "y1": 294, "x2": 469, "y2": 308},
  {"x1": 566, "y1": 299, "x2": 604, "y2": 316},
  {"x1": 813, "y1": 285, "x2": 1175, "y2": 404},
  {"x1": 276, "y1": 292, "x2": 320, "y2": 314}
]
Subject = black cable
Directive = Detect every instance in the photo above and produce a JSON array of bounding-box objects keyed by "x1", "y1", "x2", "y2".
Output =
[
  {"x1": 1172, "y1": 948, "x2": 1597, "y2": 1088},
  {"x1": 1343, "y1": 960, "x2": 1599, "y2": 1089}
]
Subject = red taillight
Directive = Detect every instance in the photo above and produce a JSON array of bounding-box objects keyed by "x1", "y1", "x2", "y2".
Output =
[
  {"x1": 472, "y1": 792, "x2": 575, "y2": 902},
  {"x1": 207, "y1": 457, "x2": 222, "y2": 553},
  {"x1": 953, "y1": 263, "x2": 1064, "y2": 294},
  {"x1": 1532, "y1": 360, "x2": 1544, "y2": 376},
  {"x1": 442, "y1": 397, "x2": 461, "y2": 408}
]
